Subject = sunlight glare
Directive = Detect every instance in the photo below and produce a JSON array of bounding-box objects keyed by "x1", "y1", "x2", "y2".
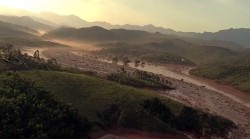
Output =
[{"x1": 0, "y1": 0, "x2": 42, "y2": 12}]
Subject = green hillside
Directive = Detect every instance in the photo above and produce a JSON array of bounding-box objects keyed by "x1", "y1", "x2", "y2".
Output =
[
  {"x1": 191, "y1": 66, "x2": 250, "y2": 93},
  {"x1": 98, "y1": 40, "x2": 240, "y2": 66},
  {"x1": 18, "y1": 71, "x2": 235, "y2": 137},
  {"x1": 0, "y1": 72, "x2": 90, "y2": 139},
  {"x1": 20, "y1": 71, "x2": 180, "y2": 132},
  {"x1": 0, "y1": 47, "x2": 236, "y2": 138}
]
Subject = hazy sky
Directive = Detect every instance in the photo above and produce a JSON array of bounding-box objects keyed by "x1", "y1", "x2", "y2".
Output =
[{"x1": 0, "y1": 0, "x2": 250, "y2": 32}]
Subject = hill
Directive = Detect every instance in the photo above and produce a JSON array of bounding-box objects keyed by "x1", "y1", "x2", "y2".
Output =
[
  {"x1": 36, "y1": 12, "x2": 176, "y2": 34},
  {"x1": 0, "y1": 8, "x2": 248, "y2": 49},
  {"x1": 43, "y1": 26, "x2": 166, "y2": 42},
  {"x1": 38, "y1": 12, "x2": 90, "y2": 28},
  {"x1": 0, "y1": 37, "x2": 69, "y2": 48},
  {"x1": 174, "y1": 28, "x2": 250, "y2": 48},
  {"x1": 0, "y1": 47, "x2": 237, "y2": 137},
  {"x1": 0, "y1": 25, "x2": 37, "y2": 38},
  {"x1": 18, "y1": 70, "x2": 235, "y2": 137},
  {"x1": 34, "y1": 12, "x2": 250, "y2": 48},
  {"x1": 0, "y1": 15, "x2": 53, "y2": 31},
  {"x1": 0, "y1": 7, "x2": 249, "y2": 48},
  {"x1": 0, "y1": 20, "x2": 39, "y2": 35},
  {"x1": 0, "y1": 23, "x2": 67, "y2": 48},
  {"x1": 98, "y1": 39, "x2": 239, "y2": 66},
  {"x1": 0, "y1": 72, "x2": 89, "y2": 138}
]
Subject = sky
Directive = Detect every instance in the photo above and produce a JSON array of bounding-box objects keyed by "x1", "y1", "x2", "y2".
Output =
[{"x1": 0, "y1": 0, "x2": 250, "y2": 32}]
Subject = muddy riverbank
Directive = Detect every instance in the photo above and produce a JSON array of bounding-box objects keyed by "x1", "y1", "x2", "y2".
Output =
[{"x1": 23, "y1": 48, "x2": 250, "y2": 138}]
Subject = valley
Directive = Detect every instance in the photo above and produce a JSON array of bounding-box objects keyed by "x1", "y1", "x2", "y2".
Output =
[
  {"x1": 0, "y1": 6, "x2": 250, "y2": 139},
  {"x1": 21, "y1": 44, "x2": 250, "y2": 138}
]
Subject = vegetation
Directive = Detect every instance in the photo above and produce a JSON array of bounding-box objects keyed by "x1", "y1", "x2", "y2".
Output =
[
  {"x1": 0, "y1": 44, "x2": 60, "y2": 72},
  {"x1": 99, "y1": 40, "x2": 240, "y2": 66},
  {"x1": 143, "y1": 98, "x2": 235, "y2": 138},
  {"x1": 106, "y1": 69, "x2": 174, "y2": 90},
  {"x1": 141, "y1": 53, "x2": 195, "y2": 66},
  {"x1": 106, "y1": 73, "x2": 172, "y2": 90},
  {"x1": 99, "y1": 41, "x2": 250, "y2": 94},
  {"x1": 18, "y1": 70, "x2": 236, "y2": 137},
  {"x1": 0, "y1": 72, "x2": 91, "y2": 139},
  {"x1": 191, "y1": 66, "x2": 250, "y2": 93},
  {"x1": 0, "y1": 45, "x2": 237, "y2": 138}
]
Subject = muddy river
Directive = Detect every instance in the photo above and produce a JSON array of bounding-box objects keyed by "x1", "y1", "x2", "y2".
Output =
[{"x1": 98, "y1": 59, "x2": 250, "y2": 108}]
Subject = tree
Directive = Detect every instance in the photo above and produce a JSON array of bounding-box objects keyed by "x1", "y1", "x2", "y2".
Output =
[
  {"x1": 135, "y1": 60, "x2": 140, "y2": 67},
  {"x1": 112, "y1": 57, "x2": 118, "y2": 64},
  {"x1": 135, "y1": 60, "x2": 140, "y2": 64},
  {"x1": 33, "y1": 50, "x2": 40, "y2": 60},
  {"x1": 142, "y1": 98, "x2": 175, "y2": 124},
  {"x1": 119, "y1": 67, "x2": 127, "y2": 74},
  {"x1": 122, "y1": 57, "x2": 130, "y2": 66},
  {"x1": 0, "y1": 72, "x2": 91, "y2": 139},
  {"x1": 97, "y1": 104, "x2": 121, "y2": 128}
]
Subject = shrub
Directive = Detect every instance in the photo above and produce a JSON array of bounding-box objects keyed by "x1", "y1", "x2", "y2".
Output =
[{"x1": 0, "y1": 72, "x2": 91, "y2": 139}]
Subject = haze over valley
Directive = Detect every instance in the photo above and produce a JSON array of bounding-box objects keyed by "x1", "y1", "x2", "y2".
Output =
[{"x1": 0, "y1": 1, "x2": 250, "y2": 139}]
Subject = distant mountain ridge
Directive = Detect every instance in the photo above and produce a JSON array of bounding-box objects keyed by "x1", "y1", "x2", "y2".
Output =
[
  {"x1": 0, "y1": 7, "x2": 250, "y2": 48},
  {"x1": 0, "y1": 25, "x2": 36, "y2": 38},
  {"x1": 0, "y1": 15, "x2": 53, "y2": 31},
  {"x1": 37, "y1": 12, "x2": 177, "y2": 34},
  {"x1": 35, "y1": 12, "x2": 250, "y2": 48},
  {"x1": 178, "y1": 28, "x2": 250, "y2": 48},
  {"x1": 0, "y1": 20, "x2": 39, "y2": 35},
  {"x1": 43, "y1": 26, "x2": 167, "y2": 42}
]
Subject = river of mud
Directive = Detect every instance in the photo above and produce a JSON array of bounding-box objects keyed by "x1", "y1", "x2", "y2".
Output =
[
  {"x1": 99, "y1": 58, "x2": 250, "y2": 108},
  {"x1": 22, "y1": 48, "x2": 250, "y2": 138}
]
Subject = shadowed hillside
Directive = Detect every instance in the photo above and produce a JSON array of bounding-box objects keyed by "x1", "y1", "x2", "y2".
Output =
[
  {"x1": 0, "y1": 20, "x2": 39, "y2": 35},
  {"x1": 0, "y1": 25, "x2": 36, "y2": 38},
  {"x1": 43, "y1": 26, "x2": 170, "y2": 43},
  {"x1": 0, "y1": 15, "x2": 53, "y2": 31}
]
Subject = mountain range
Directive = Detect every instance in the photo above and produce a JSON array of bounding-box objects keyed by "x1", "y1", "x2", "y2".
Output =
[
  {"x1": 0, "y1": 6, "x2": 250, "y2": 48},
  {"x1": 43, "y1": 26, "x2": 168, "y2": 43}
]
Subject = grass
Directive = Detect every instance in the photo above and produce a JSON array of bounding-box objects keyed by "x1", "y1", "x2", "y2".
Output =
[
  {"x1": 191, "y1": 66, "x2": 250, "y2": 93},
  {"x1": 20, "y1": 70, "x2": 182, "y2": 133},
  {"x1": 0, "y1": 50, "x2": 236, "y2": 136},
  {"x1": 18, "y1": 70, "x2": 235, "y2": 137},
  {"x1": 106, "y1": 73, "x2": 173, "y2": 90}
]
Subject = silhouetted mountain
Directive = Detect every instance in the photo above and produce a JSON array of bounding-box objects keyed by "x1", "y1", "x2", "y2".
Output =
[
  {"x1": 0, "y1": 25, "x2": 36, "y2": 38},
  {"x1": 172, "y1": 35, "x2": 244, "y2": 51},
  {"x1": 43, "y1": 26, "x2": 166, "y2": 42},
  {"x1": 36, "y1": 12, "x2": 250, "y2": 48},
  {"x1": 38, "y1": 12, "x2": 90, "y2": 28},
  {"x1": 44, "y1": 26, "x2": 114, "y2": 41},
  {"x1": 36, "y1": 12, "x2": 176, "y2": 34},
  {"x1": 0, "y1": 15, "x2": 53, "y2": 31},
  {"x1": 112, "y1": 24, "x2": 176, "y2": 34},
  {"x1": 193, "y1": 28, "x2": 250, "y2": 48},
  {"x1": 29, "y1": 16, "x2": 58, "y2": 27},
  {"x1": 165, "y1": 28, "x2": 250, "y2": 48},
  {"x1": 0, "y1": 20, "x2": 39, "y2": 35},
  {"x1": 0, "y1": 7, "x2": 248, "y2": 48}
]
